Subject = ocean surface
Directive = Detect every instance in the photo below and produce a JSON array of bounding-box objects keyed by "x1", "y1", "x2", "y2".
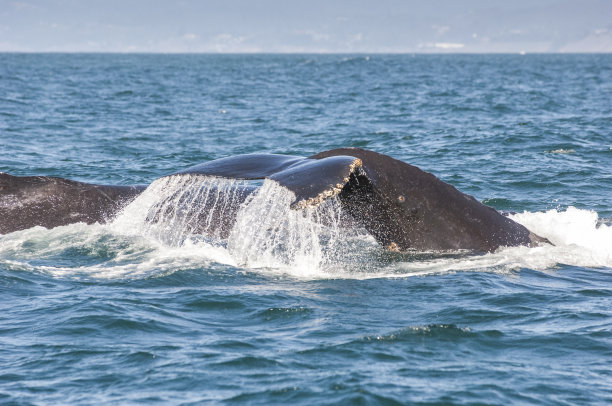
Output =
[{"x1": 0, "y1": 54, "x2": 611, "y2": 405}]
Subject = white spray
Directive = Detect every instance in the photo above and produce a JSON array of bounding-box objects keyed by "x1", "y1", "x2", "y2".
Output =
[
  {"x1": 111, "y1": 175, "x2": 248, "y2": 246},
  {"x1": 227, "y1": 180, "x2": 348, "y2": 274},
  {"x1": 111, "y1": 176, "x2": 357, "y2": 275}
]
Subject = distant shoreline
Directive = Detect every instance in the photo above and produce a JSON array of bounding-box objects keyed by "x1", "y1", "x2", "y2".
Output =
[{"x1": 1, "y1": 51, "x2": 611, "y2": 55}]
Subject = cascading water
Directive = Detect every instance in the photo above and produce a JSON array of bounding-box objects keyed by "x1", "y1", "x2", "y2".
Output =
[
  {"x1": 111, "y1": 176, "x2": 365, "y2": 273},
  {"x1": 227, "y1": 180, "x2": 350, "y2": 272},
  {"x1": 111, "y1": 175, "x2": 251, "y2": 246}
]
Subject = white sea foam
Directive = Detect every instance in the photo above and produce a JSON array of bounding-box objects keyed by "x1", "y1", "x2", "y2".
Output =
[
  {"x1": 0, "y1": 172, "x2": 609, "y2": 280},
  {"x1": 0, "y1": 221, "x2": 236, "y2": 279},
  {"x1": 392, "y1": 207, "x2": 612, "y2": 278},
  {"x1": 510, "y1": 207, "x2": 612, "y2": 267},
  {"x1": 549, "y1": 149, "x2": 575, "y2": 154}
]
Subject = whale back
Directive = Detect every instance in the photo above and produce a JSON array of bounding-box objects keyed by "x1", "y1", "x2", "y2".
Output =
[
  {"x1": 0, "y1": 173, "x2": 144, "y2": 234},
  {"x1": 310, "y1": 148, "x2": 535, "y2": 252},
  {"x1": 172, "y1": 154, "x2": 363, "y2": 209},
  {"x1": 173, "y1": 149, "x2": 540, "y2": 252},
  {"x1": 0, "y1": 150, "x2": 545, "y2": 252}
]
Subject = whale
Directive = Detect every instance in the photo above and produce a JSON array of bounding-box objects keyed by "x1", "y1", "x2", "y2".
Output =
[{"x1": 0, "y1": 148, "x2": 548, "y2": 252}]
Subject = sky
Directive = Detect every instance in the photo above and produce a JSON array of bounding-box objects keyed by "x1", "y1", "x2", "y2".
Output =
[{"x1": 1, "y1": 0, "x2": 611, "y2": 53}]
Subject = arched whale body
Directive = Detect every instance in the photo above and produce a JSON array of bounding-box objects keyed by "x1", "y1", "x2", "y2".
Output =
[{"x1": 0, "y1": 148, "x2": 547, "y2": 252}]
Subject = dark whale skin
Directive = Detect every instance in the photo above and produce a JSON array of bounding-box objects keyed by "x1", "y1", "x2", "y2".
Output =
[
  {"x1": 0, "y1": 149, "x2": 548, "y2": 252},
  {"x1": 0, "y1": 173, "x2": 143, "y2": 234},
  {"x1": 311, "y1": 148, "x2": 544, "y2": 252}
]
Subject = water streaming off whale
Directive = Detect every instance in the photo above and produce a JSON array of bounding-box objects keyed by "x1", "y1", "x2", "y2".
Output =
[
  {"x1": 112, "y1": 175, "x2": 251, "y2": 245},
  {"x1": 111, "y1": 176, "x2": 370, "y2": 272},
  {"x1": 227, "y1": 180, "x2": 354, "y2": 271}
]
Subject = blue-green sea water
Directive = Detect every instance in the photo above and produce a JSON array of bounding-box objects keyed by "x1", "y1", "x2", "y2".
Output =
[{"x1": 1, "y1": 54, "x2": 611, "y2": 405}]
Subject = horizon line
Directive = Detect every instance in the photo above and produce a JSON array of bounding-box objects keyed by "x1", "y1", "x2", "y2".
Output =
[{"x1": 1, "y1": 51, "x2": 611, "y2": 55}]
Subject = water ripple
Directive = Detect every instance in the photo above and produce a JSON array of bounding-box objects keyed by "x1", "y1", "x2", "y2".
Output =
[{"x1": 1, "y1": 54, "x2": 611, "y2": 405}]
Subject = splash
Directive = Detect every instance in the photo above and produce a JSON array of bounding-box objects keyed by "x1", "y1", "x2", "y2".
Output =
[
  {"x1": 391, "y1": 207, "x2": 612, "y2": 277},
  {"x1": 1, "y1": 175, "x2": 610, "y2": 280},
  {"x1": 227, "y1": 180, "x2": 355, "y2": 275},
  {"x1": 110, "y1": 176, "x2": 368, "y2": 276},
  {"x1": 509, "y1": 207, "x2": 612, "y2": 268},
  {"x1": 111, "y1": 175, "x2": 250, "y2": 246}
]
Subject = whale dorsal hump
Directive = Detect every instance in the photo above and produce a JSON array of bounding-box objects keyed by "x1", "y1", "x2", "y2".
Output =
[{"x1": 171, "y1": 153, "x2": 363, "y2": 208}]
